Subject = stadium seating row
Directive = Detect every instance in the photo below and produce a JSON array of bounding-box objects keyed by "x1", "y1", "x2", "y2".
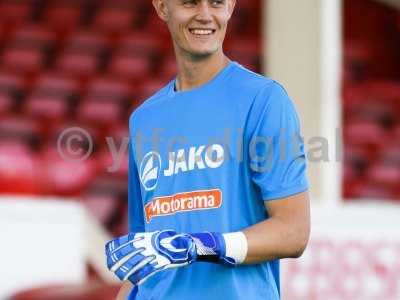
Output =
[{"x1": 342, "y1": 0, "x2": 400, "y2": 200}]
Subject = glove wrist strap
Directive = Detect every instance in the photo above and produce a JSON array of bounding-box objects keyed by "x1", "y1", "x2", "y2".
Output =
[
  {"x1": 189, "y1": 231, "x2": 248, "y2": 266},
  {"x1": 222, "y1": 232, "x2": 248, "y2": 264}
]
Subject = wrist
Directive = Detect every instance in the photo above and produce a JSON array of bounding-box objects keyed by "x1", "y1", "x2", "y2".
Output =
[
  {"x1": 189, "y1": 231, "x2": 248, "y2": 266},
  {"x1": 222, "y1": 231, "x2": 248, "y2": 264}
]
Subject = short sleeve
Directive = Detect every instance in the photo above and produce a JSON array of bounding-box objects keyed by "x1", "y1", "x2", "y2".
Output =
[
  {"x1": 128, "y1": 137, "x2": 145, "y2": 232},
  {"x1": 247, "y1": 82, "x2": 308, "y2": 201}
]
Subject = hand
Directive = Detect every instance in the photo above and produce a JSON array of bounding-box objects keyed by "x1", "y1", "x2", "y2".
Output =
[
  {"x1": 105, "y1": 230, "x2": 234, "y2": 286},
  {"x1": 105, "y1": 230, "x2": 197, "y2": 286}
]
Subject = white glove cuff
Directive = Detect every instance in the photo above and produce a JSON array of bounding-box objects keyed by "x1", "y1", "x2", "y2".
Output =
[{"x1": 222, "y1": 231, "x2": 248, "y2": 264}]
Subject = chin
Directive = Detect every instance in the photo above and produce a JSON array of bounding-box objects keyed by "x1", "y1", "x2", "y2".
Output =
[{"x1": 186, "y1": 45, "x2": 220, "y2": 58}]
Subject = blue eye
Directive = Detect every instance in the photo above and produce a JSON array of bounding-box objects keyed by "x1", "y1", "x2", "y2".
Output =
[
  {"x1": 183, "y1": 0, "x2": 196, "y2": 6},
  {"x1": 210, "y1": 0, "x2": 224, "y2": 6}
]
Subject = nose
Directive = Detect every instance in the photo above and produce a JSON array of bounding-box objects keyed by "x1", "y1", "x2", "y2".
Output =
[{"x1": 195, "y1": 1, "x2": 213, "y2": 23}]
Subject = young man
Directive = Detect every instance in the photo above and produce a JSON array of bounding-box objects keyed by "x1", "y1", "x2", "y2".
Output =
[{"x1": 106, "y1": 0, "x2": 310, "y2": 299}]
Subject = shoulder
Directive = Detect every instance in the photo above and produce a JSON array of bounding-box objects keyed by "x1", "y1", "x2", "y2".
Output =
[
  {"x1": 251, "y1": 79, "x2": 298, "y2": 122},
  {"x1": 228, "y1": 62, "x2": 289, "y2": 100},
  {"x1": 234, "y1": 66, "x2": 299, "y2": 132},
  {"x1": 229, "y1": 62, "x2": 273, "y2": 91}
]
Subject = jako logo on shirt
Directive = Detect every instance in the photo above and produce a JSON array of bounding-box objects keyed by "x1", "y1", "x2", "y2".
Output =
[
  {"x1": 144, "y1": 189, "x2": 222, "y2": 222},
  {"x1": 139, "y1": 151, "x2": 162, "y2": 191},
  {"x1": 139, "y1": 144, "x2": 225, "y2": 190}
]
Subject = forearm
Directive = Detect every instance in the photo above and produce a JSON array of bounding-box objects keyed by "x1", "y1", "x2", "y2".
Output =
[
  {"x1": 236, "y1": 192, "x2": 311, "y2": 265},
  {"x1": 242, "y1": 214, "x2": 310, "y2": 264}
]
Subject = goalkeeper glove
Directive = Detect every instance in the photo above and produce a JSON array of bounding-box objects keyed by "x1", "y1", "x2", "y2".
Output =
[{"x1": 105, "y1": 230, "x2": 247, "y2": 286}]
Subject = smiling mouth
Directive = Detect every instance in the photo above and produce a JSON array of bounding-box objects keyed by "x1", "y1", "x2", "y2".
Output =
[{"x1": 188, "y1": 28, "x2": 216, "y2": 36}]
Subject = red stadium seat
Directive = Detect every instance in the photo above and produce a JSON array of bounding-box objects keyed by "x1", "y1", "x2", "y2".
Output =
[
  {"x1": 225, "y1": 38, "x2": 261, "y2": 71},
  {"x1": 342, "y1": 83, "x2": 365, "y2": 105},
  {"x1": 48, "y1": 121, "x2": 104, "y2": 150},
  {"x1": 0, "y1": 115, "x2": 43, "y2": 146},
  {"x1": 0, "y1": 0, "x2": 33, "y2": 26},
  {"x1": 0, "y1": 140, "x2": 39, "y2": 194},
  {"x1": 39, "y1": 146, "x2": 98, "y2": 196},
  {"x1": 21, "y1": 73, "x2": 80, "y2": 121},
  {"x1": 87, "y1": 76, "x2": 132, "y2": 98},
  {"x1": 344, "y1": 120, "x2": 388, "y2": 147},
  {"x1": 118, "y1": 33, "x2": 164, "y2": 55},
  {"x1": 342, "y1": 180, "x2": 361, "y2": 199},
  {"x1": 102, "y1": 123, "x2": 130, "y2": 175},
  {"x1": 83, "y1": 78, "x2": 132, "y2": 119},
  {"x1": 9, "y1": 283, "x2": 121, "y2": 300},
  {"x1": 1, "y1": 45, "x2": 45, "y2": 73},
  {"x1": 56, "y1": 30, "x2": 107, "y2": 77},
  {"x1": 42, "y1": 1, "x2": 83, "y2": 31},
  {"x1": 55, "y1": 30, "x2": 107, "y2": 77},
  {"x1": 1, "y1": 25, "x2": 55, "y2": 74},
  {"x1": 111, "y1": 33, "x2": 161, "y2": 75},
  {"x1": 96, "y1": 0, "x2": 138, "y2": 7},
  {"x1": 0, "y1": 23, "x2": 5, "y2": 44},
  {"x1": 351, "y1": 182, "x2": 397, "y2": 200},
  {"x1": 0, "y1": 70, "x2": 24, "y2": 92},
  {"x1": 22, "y1": 92, "x2": 71, "y2": 121},
  {"x1": 0, "y1": 91, "x2": 15, "y2": 114},
  {"x1": 139, "y1": 79, "x2": 167, "y2": 100},
  {"x1": 366, "y1": 81, "x2": 400, "y2": 99},
  {"x1": 101, "y1": 124, "x2": 130, "y2": 178},
  {"x1": 108, "y1": 53, "x2": 151, "y2": 80},
  {"x1": 393, "y1": 124, "x2": 400, "y2": 140},
  {"x1": 344, "y1": 144, "x2": 372, "y2": 173},
  {"x1": 345, "y1": 99, "x2": 396, "y2": 128},
  {"x1": 106, "y1": 123, "x2": 129, "y2": 141},
  {"x1": 159, "y1": 56, "x2": 177, "y2": 80},
  {"x1": 34, "y1": 73, "x2": 80, "y2": 95},
  {"x1": 378, "y1": 142, "x2": 400, "y2": 165},
  {"x1": 344, "y1": 81, "x2": 400, "y2": 106},
  {"x1": 97, "y1": 146, "x2": 128, "y2": 178},
  {"x1": 343, "y1": 164, "x2": 358, "y2": 183},
  {"x1": 343, "y1": 144, "x2": 371, "y2": 199},
  {"x1": 65, "y1": 30, "x2": 108, "y2": 51},
  {"x1": 367, "y1": 162, "x2": 400, "y2": 187},
  {"x1": 145, "y1": 13, "x2": 170, "y2": 37},
  {"x1": 343, "y1": 41, "x2": 372, "y2": 82},
  {"x1": 93, "y1": 7, "x2": 137, "y2": 33},
  {"x1": 56, "y1": 50, "x2": 100, "y2": 77},
  {"x1": 11, "y1": 25, "x2": 55, "y2": 48},
  {"x1": 230, "y1": 0, "x2": 260, "y2": 35},
  {"x1": 76, "y1": 98, "x2": 125, "y2": 126}
]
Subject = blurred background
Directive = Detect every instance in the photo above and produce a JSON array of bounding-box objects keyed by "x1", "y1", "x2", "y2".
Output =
[{"x1": 0, "y1": 0, "x2": 399, "y2": 299}]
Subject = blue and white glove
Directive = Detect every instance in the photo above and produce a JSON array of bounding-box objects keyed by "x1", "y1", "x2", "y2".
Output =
[{"x1": 105, "y1": 230, "x2": 247, "y2": 286}]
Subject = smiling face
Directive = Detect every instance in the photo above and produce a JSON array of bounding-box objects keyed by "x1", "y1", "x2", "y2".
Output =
[{"x1": 153, "y1": 0, "x2": 235, "y2": 58}]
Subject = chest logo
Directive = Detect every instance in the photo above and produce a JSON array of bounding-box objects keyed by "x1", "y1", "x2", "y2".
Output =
[
  {"x1": 164, "y1": 144, "x2": 225, "y2": 176},
  {"x1": 144, "y1": 189, "x2": 222, "y2": 222},
  {"x1": 139, "y1": 151, "x2": 162, "y2": 191},
  {"x1": 139, "y1": 144, "x2": 225, "y2": 190}
]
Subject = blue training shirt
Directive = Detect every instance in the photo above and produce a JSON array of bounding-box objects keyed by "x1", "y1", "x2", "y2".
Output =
[{"x1": 127, "y1": 61, "x2": 308, "y2": 300}]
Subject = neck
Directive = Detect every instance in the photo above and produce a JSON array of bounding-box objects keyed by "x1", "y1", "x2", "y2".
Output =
[{"x1": 174, "y1": 49, "x2": 230, "y2": 91}]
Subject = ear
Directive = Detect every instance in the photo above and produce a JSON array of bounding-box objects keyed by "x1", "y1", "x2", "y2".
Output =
[
  {"x1": 227, "y1": 0, "x2": 236, "y2": 18},
  {"x1": 152, "y1": 0, "x2": 169, "y2": 22}
]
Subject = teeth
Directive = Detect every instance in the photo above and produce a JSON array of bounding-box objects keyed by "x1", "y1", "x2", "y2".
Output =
[{"x1": 190, "y1": 29, "x2": 213, "y2": 35}]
